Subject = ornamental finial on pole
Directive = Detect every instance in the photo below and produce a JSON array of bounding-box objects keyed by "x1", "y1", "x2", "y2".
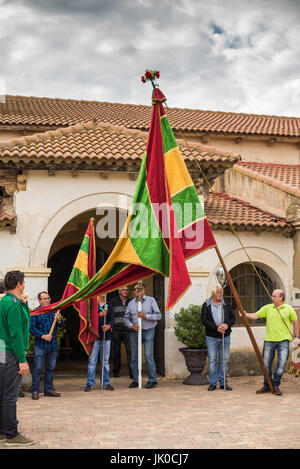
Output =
[
  {"x1": 141, "y1": 69, "x2": 160, "y2": 89},
  {"x1": 140, "y1": 69, "x2": 166, "y2": 104}
]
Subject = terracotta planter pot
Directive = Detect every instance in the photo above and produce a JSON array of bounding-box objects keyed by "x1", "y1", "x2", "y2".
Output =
[{"x1": 179, "y1": 347, "x2": 209, "y2": 385}]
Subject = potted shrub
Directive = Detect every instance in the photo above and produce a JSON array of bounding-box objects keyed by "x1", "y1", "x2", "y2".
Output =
[{"x1": 174, "y1": 304, "x2": 208, "y2": 385}]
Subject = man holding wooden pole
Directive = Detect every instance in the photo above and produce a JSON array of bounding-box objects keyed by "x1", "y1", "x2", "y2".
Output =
[
  {"x1": 125, "y1": 282, "x2": 161, "y2": 389},
  {"x1": 30, "y1": 292, "x2": 64, "y2": 400}
]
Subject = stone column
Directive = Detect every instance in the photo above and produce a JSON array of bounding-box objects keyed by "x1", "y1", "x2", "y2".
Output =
[{"x1": 5, "y1": 267, "x2": 51, "y2": 308}]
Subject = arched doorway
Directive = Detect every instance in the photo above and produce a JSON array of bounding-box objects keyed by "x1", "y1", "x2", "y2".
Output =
[
  {"x1": 48, "y1": 244, "x2": 108, "y2": 361},
  {"x1": 224, "y1": 262, "x2": 276, "y2": 326},
  {"x1": 46, "y1": 207, "x2": 166, "y2": 374}
]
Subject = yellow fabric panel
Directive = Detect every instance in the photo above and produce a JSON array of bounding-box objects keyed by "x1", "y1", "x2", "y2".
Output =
[
  {"x1": 73, "y1": 249, "x2": 88, "y2": 274},
  {"x1": 164, "y1": 147, "x2": 193, "y2": 196},
  {"x1": 100, "y1": 215, "x2": 143, "y2": 273}
]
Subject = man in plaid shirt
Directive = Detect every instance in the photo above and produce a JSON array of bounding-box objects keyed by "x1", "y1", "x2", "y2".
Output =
[{"x1": 30, "y1": 292, "x2": 64, "y2": 400}]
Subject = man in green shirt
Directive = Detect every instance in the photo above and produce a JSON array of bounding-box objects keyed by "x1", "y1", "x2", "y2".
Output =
[
  {"x1": 241, "y1": 289, "x2": 299, "y2": 396},
  {"x1": 0, "y1": 270, "x2": 35, "y2": 446}
]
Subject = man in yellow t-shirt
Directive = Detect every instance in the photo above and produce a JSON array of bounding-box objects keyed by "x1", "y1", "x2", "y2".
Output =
[{"x1": 240, "y1": 289, "x2": 299, "y2": 396}]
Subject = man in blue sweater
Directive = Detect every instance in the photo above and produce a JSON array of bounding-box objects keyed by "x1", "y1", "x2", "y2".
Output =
[{"x1": 30, "y1": 291, "x2": 64, "y2": 400}]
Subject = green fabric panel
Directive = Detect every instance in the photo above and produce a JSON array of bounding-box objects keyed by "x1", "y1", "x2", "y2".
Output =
[
  {"x1": 79, "y1": 234, "x2": 90, "y2": 255},
  {"x1": 171, "y1": 185, "x2": 205, "y2": 230},
  {"x1": 68, "y1": 267, "x2": 88, "y2": 288},
  {"x1": 160, "y1": 115, "x2": 178, "y2": 155},
  {"x1": 129, "y1": 153, "x2": 170, "y2": 276}
]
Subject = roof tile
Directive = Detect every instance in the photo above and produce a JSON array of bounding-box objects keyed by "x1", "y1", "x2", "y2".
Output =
[{"x1": 0, "y1": 95, "x2": 299, "y2": 137}]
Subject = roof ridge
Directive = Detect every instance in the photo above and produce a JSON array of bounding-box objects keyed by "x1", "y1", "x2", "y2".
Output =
[
  {"x1": 0, "y1": 119, "x2": 241, "y2": 161},
  {"x1": 0, "y1": 120, "x2": 150, "y2": 150},
  {"x1": 4, "y1": 94, "x2": 150, "y2": 109},
  {"x1": 237, "y1": 161, "x2": 300, "y2": 168},
  {"x1": 3, "y1": 94, "x2": 300, "y2": 121}
]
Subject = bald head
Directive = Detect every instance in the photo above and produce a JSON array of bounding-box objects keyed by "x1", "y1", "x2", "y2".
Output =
[{"x1": 271, "y1": 289, "x2": 285, "y2": 306}]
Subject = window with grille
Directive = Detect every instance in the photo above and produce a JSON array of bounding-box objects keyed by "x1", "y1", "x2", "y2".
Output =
[{"x1": 223, "y1": 263, "x2": 274, "y2": 326}]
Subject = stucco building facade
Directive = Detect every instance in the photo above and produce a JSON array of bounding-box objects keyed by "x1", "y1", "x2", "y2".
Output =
[{"x1": 0, "y1": 95, "x2": 299, "y2": 378}]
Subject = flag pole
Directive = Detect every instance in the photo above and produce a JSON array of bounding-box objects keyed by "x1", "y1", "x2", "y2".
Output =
[
  {"x1": 137, "y1": 281, "x2": 143, "y2": 389},
  {"x1": 214, "y1": 245, "x2": 274, "y2": 393},
  {"x1": 101, "y1": 297, "x2": 107, "y2": 393},
  {"x1": 216, "y1": 268, "x2": 228, "y2": 392}
]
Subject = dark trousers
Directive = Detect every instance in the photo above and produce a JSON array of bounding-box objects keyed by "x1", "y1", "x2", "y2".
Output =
[
  {"x1": 111, "y1": 329, "x2": 132, "y2": 376},
  {"x1": 0, "y1": 353, "x2": 22, "y2": 439}
]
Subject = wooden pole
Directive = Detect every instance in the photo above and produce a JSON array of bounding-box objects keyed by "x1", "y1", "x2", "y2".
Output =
[
  {"x1": 214, "y1": 245, "x2": 274, "y2": 394},
  {"x1": 48, "y1": 316, "x2": 57, "y2": 336},
  {"x1": 138, "y1": 290, "x2": 143, "y2": 389}
]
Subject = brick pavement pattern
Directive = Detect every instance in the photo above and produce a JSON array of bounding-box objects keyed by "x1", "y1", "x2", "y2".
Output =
[{"x1": 1, "y1": 372, "x2": 300, "y2": 449}]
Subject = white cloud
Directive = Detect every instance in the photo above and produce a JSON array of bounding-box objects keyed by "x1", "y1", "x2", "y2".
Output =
[{"x1": 0, "y1": 0, "x2": 299, "y2": 116}]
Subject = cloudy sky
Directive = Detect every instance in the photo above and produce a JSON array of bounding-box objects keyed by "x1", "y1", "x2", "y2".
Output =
[{"x1": 1, "y1": 0, "x2": 300, "y2": 116}]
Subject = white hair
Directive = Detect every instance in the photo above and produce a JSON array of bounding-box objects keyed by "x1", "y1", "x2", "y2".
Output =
[{"x1": 211, "y1": 285, "x2": 223, "y2": 296}]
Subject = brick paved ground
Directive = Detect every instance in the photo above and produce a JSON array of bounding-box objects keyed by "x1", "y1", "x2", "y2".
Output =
[{"x1": 1, "y1": 370, "x2": 300, "y2": 450}]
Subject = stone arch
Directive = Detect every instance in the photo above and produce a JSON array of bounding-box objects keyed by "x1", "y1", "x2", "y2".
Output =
[
  {"x1": 207, "y1": 246, "x2": 288, "y2": 298},
  {"x1": 31, "y1": 191, "x2": 132, "y2": 267}
]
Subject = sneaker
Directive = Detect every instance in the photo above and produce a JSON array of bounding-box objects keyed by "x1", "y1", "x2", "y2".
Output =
[
  {"x1": 84, "y1": 385, "x2": 94, "y2": 392},
  {"x1": 5, "y1": 433, "x2": 35, "y2": 447},
  {"x1": 208, "y1": 384, "x2": 216, "y2": 391},
  {"x1": 103, "y1": 384, "x2": 114, "y2": 391}
]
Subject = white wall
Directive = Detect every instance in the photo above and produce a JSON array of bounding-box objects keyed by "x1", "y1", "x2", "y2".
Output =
[{"x1": 0, "y1": 170, "x2": 294, "y2": 378}]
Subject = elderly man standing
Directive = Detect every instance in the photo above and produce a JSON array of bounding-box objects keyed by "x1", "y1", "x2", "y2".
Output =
[
  {"x1": 30, "y1": 291, "x2": 64, "y2": 400},
  {"x1": 124, "y1": 283, "x2": 161, "y2": 389},
  {"x1": 201, "y1": 286, "x2": 235, "y2": 391},
  {"x1": 240, "y1": 289, "x2": 299, "y2": 396}
]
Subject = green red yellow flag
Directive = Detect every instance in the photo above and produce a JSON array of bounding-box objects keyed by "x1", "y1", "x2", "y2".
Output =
[
  {"x1": 31, "y1": 218, "x2": 98, "y2": 355},
  {"x1": 31, "y1": 86, "x2": 216, "y2": 313}
]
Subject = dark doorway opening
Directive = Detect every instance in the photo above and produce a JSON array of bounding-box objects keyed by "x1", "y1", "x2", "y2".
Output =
[{"x1": 48, "y1": 245, "x2": 107, "y2": 361}]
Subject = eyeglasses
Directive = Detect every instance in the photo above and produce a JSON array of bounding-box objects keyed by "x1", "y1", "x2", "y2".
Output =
[{"x1": 41, "y1": 297, "x2": 51, "y2": 301}]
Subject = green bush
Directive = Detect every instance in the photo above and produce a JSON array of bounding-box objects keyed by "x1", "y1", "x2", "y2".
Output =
[{"x1": 174, "y1": 304, "x2": 206, "y2": 349}]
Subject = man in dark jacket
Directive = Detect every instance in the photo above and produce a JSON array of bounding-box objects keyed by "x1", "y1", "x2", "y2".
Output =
[
  {"x1": 110, "y1": 286, "x2": 132, "y2": 378},
  {"x1": 201, "y1": 285, "x2": 235, "y2": 391}
]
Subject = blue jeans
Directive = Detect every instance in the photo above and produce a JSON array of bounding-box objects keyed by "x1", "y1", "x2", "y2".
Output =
[
  {"x1": 87, "y1": 339, "x2": 111, "y2": 387},
  {"x1": 263, "y1": 340, "x2": 290, "y2": 388},
  {"x1": 206, "y1": 335, "x2": 231, "y2": 386},
  {"x1": 130, "y1": 328, "x2": 157, "y2": 383},
  {"x1": 0, "y1": 353, "x2": 22, "y2": 438},
  {"x1": 32, "y1": 345, "x2": 57, "y2": 394}
]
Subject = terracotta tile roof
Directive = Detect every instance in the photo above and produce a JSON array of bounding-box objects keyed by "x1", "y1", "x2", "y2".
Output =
[
  {"x1": 234, "y1": 162, "x2": 300, "y2": 198},
  {"x1": 205, "y1": 192, "x2": 293, "y2": 235},
  {"x1": 0, "y1": 120, "x2": 240, "y2": 171},
  {"x1": 1, "y1": 95, "x2": 300, "y2": 138}
]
